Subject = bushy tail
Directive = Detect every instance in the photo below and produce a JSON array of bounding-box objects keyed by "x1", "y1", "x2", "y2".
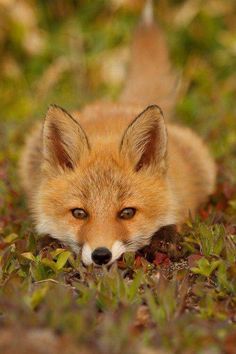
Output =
[{"x1": 120, "y1": 0, "x2": 178, "y2": 118}]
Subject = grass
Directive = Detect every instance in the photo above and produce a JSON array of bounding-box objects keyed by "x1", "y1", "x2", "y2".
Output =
[{"x1": 0, "y1": 1, "x2": 236, "y2": 353}]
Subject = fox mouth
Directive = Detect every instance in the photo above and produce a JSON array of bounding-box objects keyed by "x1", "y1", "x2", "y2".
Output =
[
  {"x1": 78, "y1": 232, "x2": 157, "y2": 267},
  {"x1": 63, "y1": 232, "x2": 157, "y2": 266},
  {"x1": 41, "y1": 223, "x2": 176, "y2": 267}
]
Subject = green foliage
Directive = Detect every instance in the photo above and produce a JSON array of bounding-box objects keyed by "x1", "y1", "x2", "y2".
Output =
[{"x1": 191, "y1": 257, "x2": 221, "y2": 277}]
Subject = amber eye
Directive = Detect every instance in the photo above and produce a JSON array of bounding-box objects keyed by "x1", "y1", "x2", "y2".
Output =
[
  {"x1": 118, "y1": 208, "x2": 136, "y2": 220},
  {"x1": 71, "y1": 208, "x2": 88, "y2": 219}
]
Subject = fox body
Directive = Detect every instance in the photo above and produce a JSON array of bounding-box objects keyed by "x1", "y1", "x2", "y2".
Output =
[{"x1": 19, "y1": 10, "x2": 216, "y2": 265}]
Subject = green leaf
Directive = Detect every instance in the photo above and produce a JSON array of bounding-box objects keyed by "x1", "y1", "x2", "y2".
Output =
[
  {"x1": 31, "y1": 262, "x2": 51, "y2": 281},
  {"x1": 128, "y1": 270, "x2": 143, "y2": 302},
  {"x1": 146, "y1": 289, "x2": 166, "y2": 325},
  {"x1": 229, "y1": 199, "x2": 236, "y2": 210},
  {"x1": 191, "y1": 257, "x2": 221, "y2": 277},
  {"x1": 56, "y1": 251, "x2": 71, "y2": 270},
  {"x1": 50, "y1": 248, "x2": 66, "y2": 259},
  {"x1": 194, "y1": 224, "x2": 225, "y2": 257},
  {"x1": 26, "y1": 285, "x2": 48, "y2": 310},
  {"x1": 21, "y1": 252, "x2": 36, "y2": 262},
  {"x1": 28, "y1": 234, "x2": 37, "y2": 252},
  {"x1": 4, "y1": 233, "x2": 18, "y2": 243},
  {"x1": 41, "y1": 258, "x2": 58, "y2": 272},
  {"x1": 123, "y1": 252, "x2": 135, "y2": 267},
  {"x1": 216, "y1": 261, "x2": 234, "y2": 293}
]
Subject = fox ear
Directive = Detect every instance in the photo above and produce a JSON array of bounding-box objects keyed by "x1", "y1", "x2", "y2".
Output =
[
  {"x1": 43, "y1": 105, "x2": 90, "y2": 171},
  {"x1": 120, "y1": 105, "x2": 167, "y2": 172}
]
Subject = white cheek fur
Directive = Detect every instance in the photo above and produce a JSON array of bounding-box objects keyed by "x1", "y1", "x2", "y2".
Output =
[
  {"x1": 35, "y1": 213, "x2": 80, "y2": 251},
  {"x1": 81, "y1": 243, "x2": 92, "y2": 265},
  {"x1": 110, "y1": 241, "x2": 126, "y2": 263}
]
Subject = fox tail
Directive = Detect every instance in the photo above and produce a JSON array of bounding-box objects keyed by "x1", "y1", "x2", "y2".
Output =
[{"x1": 120, "y1": 0, "x2": 178, "y2": 118}]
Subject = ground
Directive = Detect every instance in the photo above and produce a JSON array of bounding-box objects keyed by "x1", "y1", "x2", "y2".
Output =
[{"x1": 0, "y1": 1, "x2": 236, "y2": 353}]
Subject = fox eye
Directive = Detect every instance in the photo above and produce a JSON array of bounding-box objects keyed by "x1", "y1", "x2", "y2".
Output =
[
  {"x1": 118, "y1": 208, "x2": 136, "y2": 220},
  {"x1": 71, "y1": 208, "x2": 88, "y2": 219}
]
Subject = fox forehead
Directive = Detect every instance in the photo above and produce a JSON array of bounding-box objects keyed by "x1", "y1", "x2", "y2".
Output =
[
  {"x1": 78, "y1": 157, "x2": 133, "y2": 195},
  {"x1": 45, "y1": 155, "x2": 136, "y2": 209}
]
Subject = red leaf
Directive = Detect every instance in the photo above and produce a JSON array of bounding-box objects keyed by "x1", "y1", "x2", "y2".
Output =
[
  {"x1": 222, "y1": 182, "x2": 236, "y2": 200},
  {"x1": 199, "y1": 208, "x2": 210, "y2": 220},
  {"x1": 216, "y1": 200, "x2": 227, "y2": 211},
  {"x1": 0, "y1": 241, "x2": 7, "y2": 250},
  {"x1": 117, "y1": 257, "x2": 126, "y2": 269},
  {"x1": 153, "y1": 252, "x2": 170, "y2": 266},
  {"x1": 134, "y1": 255, "x2": 142, "y2": 268},
  {"x1": 224, "y1": 331, "x2": 236, "y2": 354},
  {"x1": 187, "y1": 254, "x2": 203, "y2": 267}
]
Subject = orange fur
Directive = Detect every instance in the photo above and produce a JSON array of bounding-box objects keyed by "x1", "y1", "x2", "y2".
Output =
[{"x1": 19, "y1": 11, "x2": 216, "y2": 265}]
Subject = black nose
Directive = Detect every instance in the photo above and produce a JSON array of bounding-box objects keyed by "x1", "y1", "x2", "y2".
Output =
[{"x1": 92, "y1": 247, "x2": 112, "y2": 265}]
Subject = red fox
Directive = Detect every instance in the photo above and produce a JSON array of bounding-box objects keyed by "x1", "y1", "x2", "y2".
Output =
[{"x1": 19, "y1": 2, "x2": 216, "y2": 266}]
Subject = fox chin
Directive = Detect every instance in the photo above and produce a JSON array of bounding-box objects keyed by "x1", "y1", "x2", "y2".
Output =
[{"x1": 19, "y1": 5, "x2": 216, "y2": 266}]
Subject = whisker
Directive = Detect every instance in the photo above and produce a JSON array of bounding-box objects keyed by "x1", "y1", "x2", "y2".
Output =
[{"x1": 124, "y1": 233, "x2": 153, "y2": 252}]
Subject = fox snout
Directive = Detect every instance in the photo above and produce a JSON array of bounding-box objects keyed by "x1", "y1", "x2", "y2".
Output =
[{"x1": 81, "y1": 241, "x2": 126, "y2": 266}]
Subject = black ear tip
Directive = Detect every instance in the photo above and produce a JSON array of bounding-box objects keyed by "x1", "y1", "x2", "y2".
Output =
[
  {"x1": 146, "y1": 104, "x2": 163, "y2": 116},
  {"x1": 47, "y1": 103, "x2": 57, "y2": 109},
  {"x1": 47, "y1": 104, "x2": 64, "y2": 111},
  {"x1": 47, "y1": 105, "x2": 73, "y2": 119}
]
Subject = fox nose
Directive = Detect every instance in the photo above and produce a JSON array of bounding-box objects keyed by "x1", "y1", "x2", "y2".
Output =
[{"x1": 92, "y1": 247, "x2": 112, "y2": 265}]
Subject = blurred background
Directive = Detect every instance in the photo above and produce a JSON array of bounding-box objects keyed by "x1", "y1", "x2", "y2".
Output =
[
  {"x1": 1, "y1": 0, "x2": 236, "y2": 164},
  {"x1": 0, "y1": 0, "x2": 235, "y2": 213}
]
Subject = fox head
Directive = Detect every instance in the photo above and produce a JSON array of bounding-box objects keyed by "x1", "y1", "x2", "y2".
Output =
[{"x1": 34, "y1": 104, "x2": 176, "y2": 265}]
